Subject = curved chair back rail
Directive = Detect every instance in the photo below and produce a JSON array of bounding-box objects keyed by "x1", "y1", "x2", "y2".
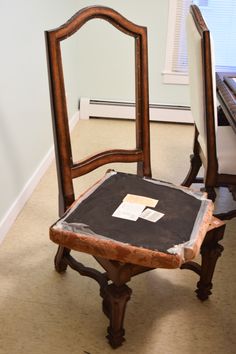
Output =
[{"x1": 45, "y1": 6, "x2": 151, "y2": 213}]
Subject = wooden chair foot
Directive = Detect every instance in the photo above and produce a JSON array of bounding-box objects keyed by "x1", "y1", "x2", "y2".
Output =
[
  {"x1": 106, "y1": 327, "x2": 125, "y2": 349},
  {"x1": 101, "y1": 283, "x2": 132, "y2": 348},
  {"x1": 196, "y1": 225, "x2": 224, "y2": 301},
  {"x1": 195, "y1": 280, "x2": 212, "y2": 301},
  {"x1": 54, "y1": 246, "x2": 70, "y2": 273}
]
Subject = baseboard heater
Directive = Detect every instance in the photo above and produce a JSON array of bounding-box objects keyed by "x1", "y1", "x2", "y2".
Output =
[{"x1": 79, "y1": 97, "x2": 193, "y2": 124}]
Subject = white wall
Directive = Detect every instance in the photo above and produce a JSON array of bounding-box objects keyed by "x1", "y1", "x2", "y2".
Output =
[
  {"x1": 0, "y1": 0, "x2": 81, "y2": 237},
  {"x1": 0, "y1": 0, "x2": 190, "y2": 239}
]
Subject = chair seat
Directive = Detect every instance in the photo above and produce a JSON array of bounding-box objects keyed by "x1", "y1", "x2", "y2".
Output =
[
  {"x1": 50, "y1": 171, "x2": 213, "y2": 269},
  {"x1": 216, "y1": 126, "x2": 236, "y2": 174}
]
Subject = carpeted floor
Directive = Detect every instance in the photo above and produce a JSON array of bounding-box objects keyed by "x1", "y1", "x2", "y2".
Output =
[{"x1": 0, "y1": 119, "x2": 235, "y2": 354}]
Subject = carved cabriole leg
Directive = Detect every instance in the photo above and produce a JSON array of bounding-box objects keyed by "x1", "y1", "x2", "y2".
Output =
[
  {"x1": 54, "y1": 245, "x2": 71, "y2": 273},
  {"x1": 182, "y1": 153, "x2": 202, "y2": 187},
  {"x1": 100, "y1": 283, "x2": 132, "y2": 348},
  {"x1": 182, "y1": 127, "x2": 202, "y2": 187},
  {"x1": 196, "y1": 224, "x2": 225, "y2": 301}
]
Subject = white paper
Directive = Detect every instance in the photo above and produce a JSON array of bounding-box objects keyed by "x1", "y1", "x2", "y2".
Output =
[
  {"x1": 123, "y1": 194, "x2": 158, "y2": 207},
  {"x1": 112, "y1": 202, "x2": 146, "y2": 221},
  {"x1": 140, "y1": 208, "x2": 164, "y2": 222}
]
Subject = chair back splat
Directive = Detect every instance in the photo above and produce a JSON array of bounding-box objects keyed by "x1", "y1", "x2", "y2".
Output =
[
  {"x1": 46, "y1": 6, "x2": 225, "y2": 348},
  {"x1": 45, "y1": 6, "x2": 151, "y2": 216}
]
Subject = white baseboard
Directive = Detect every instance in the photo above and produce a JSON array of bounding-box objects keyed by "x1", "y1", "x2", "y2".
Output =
[
  {"x1": 79, "y1": 97, "x2": 193, "y2": 124},
  {"x1": 0, "y1": 148, "x2": 54, "y2": 243},
  {"x1": 0, "y1": 111, "x2": 80, "y2": 243},
  {"x1": 69, "y1": 110, "x2": 80, "y2": 130}
]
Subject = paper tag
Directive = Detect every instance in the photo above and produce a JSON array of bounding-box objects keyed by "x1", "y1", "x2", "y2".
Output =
[
  {"x1": 112, "y1": 202, "x2": 146, "y2": 221},
  {"x1": 140, "y1": 208, "x2": 164, "y2": 222},
  {"x1": 123, "y1": 194, "x2": 158, "y2": 207}
]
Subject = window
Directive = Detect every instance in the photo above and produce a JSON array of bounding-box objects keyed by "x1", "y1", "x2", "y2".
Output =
[
  {"x1": 163, "y1": 0, "x2": 236, "y2": 85},
  {"x1": 196, "y1": 0, "x2": 236, "y2": 71},
  {"x1": 162, "y1": 0, "x2": 191, "y2": 84}
]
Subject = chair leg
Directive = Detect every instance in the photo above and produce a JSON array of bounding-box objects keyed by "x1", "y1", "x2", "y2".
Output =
[
  {"x1": 204, "y1": 186, "x2": 217, "y2": 202},
  {"x1": 100, "y1": 283, "x2": 132, "y2": 348},
  {"x1": 182, "y1": 153, "x2": 202, "y2": 187},
  {"x1": 54, "y1": 245, "x2": 71, "y2": 273},
  {"x1": 196, "y1": 225, "x2": 225, "y2": 301}
]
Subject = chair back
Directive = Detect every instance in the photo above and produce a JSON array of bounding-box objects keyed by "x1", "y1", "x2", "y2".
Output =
[
  {"x1": 186, "y1": 5, "x2": 218, "y2": 178},
  {"x1": 45, "y1": 6, "x2": 151, "y2": 214}
]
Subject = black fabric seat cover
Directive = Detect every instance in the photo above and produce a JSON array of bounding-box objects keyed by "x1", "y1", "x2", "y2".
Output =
[{"x1": 64, "y1": 173, "x2": 203, "y2": 253}]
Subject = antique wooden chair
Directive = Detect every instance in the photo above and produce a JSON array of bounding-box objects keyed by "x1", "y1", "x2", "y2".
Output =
[
  {"x1": 45, "y1": 6, "x2": 225, "y2": 348},
  {"x1": 182, "y1": 4, "x2": 236, "y2": 219}
]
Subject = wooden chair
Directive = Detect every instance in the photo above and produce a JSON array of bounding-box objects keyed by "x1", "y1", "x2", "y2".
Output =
[
  {"x1": 182, "y1": 4, "x2": 236, "y2": 219},
  {"x1": 45, "y1": 6, "x2": 225, "y2": 348}
]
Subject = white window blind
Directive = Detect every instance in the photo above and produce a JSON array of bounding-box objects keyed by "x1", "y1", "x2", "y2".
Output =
[
  {"x1": 172, "y1": 0, "x2": 192, "y2": 73},
  {"x1": 163, "y1": 0, "x2": 236, "y2": 84},
  {"x1": 195, "y1": 0, "x2": 236, "y2": 71}
]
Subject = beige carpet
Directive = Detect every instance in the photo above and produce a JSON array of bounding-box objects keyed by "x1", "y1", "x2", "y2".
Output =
[{"x1": 0, "y1": 119, "x2": 235, "y2": 354}]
